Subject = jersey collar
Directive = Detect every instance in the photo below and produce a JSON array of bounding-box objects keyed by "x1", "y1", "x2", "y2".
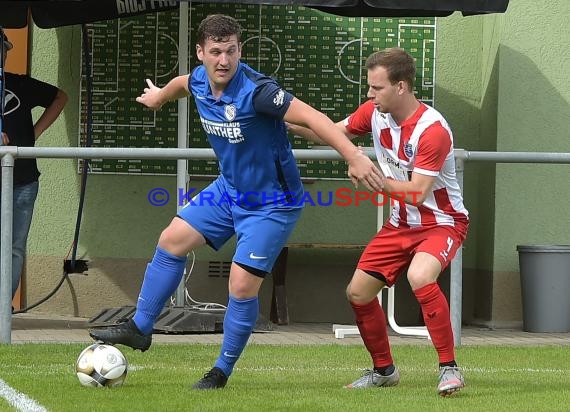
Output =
[{"x1": 399, "y1": 101, "x2": 428, "y2": 128}]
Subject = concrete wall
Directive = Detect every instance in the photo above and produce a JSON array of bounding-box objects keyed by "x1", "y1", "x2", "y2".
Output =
[{"x1": 492, "y1": 0, "x2": 570, "y2": 326}]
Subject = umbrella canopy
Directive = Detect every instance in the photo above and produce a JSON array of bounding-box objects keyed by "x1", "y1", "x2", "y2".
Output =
[{"x1": 1, "y1": 0, "x2": 509, "y2": 29}]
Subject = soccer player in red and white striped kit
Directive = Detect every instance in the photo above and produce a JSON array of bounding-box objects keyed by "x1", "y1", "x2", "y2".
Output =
[{"x1": 289, "y1": 47, "x2": 468, "y2": 396}]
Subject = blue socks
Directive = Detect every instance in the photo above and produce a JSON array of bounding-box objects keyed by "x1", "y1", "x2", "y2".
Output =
[
  {"x1": 133, "y1": 247, "x2": 187, "y2": 334},
  {"x1": 214, "y1": 295, "x2": 259, "y2": 377},
  {"x1": 132, "y1": 247, "x2": 258, "y2": 379}
]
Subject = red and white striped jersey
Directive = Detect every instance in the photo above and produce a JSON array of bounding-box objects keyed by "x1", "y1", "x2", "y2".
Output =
[{"x1": 344, "y1": 100, "x2": 469, "y2": 233}]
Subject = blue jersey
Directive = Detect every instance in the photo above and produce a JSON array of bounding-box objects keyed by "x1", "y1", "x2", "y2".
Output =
[{"x1": 189, "y1": 62, "x2": 303, "y2": 209}]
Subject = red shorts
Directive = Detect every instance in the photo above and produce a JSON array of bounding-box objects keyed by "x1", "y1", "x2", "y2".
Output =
[{"x1": 357, "y1": 222, "x2": 467, "y2": 287}]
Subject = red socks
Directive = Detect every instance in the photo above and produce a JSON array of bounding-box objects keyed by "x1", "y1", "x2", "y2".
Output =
[
  {"x1": 350, "y1": 298, "x2": 393, "y2": 368},
  {"x1": 351, "y1": 283, "x2": 455, "y2": 366},
  {"x1": 413, "y1": 282, "x2": 455, "y2": 364}
]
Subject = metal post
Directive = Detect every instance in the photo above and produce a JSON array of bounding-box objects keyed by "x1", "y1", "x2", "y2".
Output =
[
  {"x1": 450, "y1": 151, "x2": 466, "y2": 347},
  {"x1": 0, "y1": 151, "x2": 15, "y2": 344},
  {"x1": 174, "y1": 1, "x2": 189, "y2": 307},
  {"x1": 1, "y1": 26, "x2": 6, "y2": 147}
]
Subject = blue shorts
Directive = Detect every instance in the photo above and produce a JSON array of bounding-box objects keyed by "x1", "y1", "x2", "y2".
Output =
[{"x1": 177, "y1": 176, "x2": 303, "y2": 273}]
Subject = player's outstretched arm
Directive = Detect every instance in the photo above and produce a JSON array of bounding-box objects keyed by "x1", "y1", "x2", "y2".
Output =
[
  {"x1": 284, "y1": 98, "x2": 384, "y2": 192},
  {"x1": 136, "y1": 76, "x2": 190, "y2": 111},
  {"x1": 286, "y1": 120, "x2": 355, "y2": 146}
]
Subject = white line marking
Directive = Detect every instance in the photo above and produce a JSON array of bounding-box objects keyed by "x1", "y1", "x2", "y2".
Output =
[
  {"x1": 125, "y1": 364, "x2": 570, "y2": 374},
  {"x1": 0, "y1": 378, "x2": 48, "y2": 412}
]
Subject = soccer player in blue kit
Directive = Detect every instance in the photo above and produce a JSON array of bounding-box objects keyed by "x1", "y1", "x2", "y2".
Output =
[{"x1": 89, "y1": 14, "x2": 384, "y2": 389}]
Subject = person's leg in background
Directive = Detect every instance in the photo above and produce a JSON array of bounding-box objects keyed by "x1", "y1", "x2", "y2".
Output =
[{"x1": 11, "y1": 181, "x2": 39, "y2": 299}]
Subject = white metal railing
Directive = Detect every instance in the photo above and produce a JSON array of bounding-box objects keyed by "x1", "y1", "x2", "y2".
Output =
[{"x1": 3, "y1": 146, "x2": 570, "y2": 344}]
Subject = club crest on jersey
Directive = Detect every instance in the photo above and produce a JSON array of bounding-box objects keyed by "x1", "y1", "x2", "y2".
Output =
[
  {"x1": 224, "y1": 104, "x2": 236, "y2": 121},
  {"x1": 404, "y1": 142, "x2": 414, "y2": 158}
]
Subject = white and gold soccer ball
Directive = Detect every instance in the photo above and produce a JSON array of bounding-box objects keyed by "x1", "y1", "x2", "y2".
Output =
[{"x1": 76, "y1": 343, "x2": 128, "y2": 387}]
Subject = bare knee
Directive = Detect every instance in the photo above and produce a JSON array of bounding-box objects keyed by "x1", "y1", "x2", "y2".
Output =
[
  {"x1": 345, "y1": 283, "x2": 356, "y2": 301},
  {"x1": 157, "y1": 218, "x2": 204, "y2": 256},
  {"x1": 407, "y1": 253, "x2": 442, "y2": 290},
  {"x1": 229, "y1": 281, "x2": 256, "y2": 299},
  {"x1": 229, "y1": 264, "x2": 263, "y2": 299},
  {"x1": 346, "y1": 270, "x2": 384, "y2": 304},
  {"x1": 157, "y1": 225, "x2": 181, "y2": 251},
  {"x1": 406, "y1": 267, "x2": 436, "y2": 290}
]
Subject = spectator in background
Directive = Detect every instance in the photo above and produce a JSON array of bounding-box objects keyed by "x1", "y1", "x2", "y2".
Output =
[{"x1": 1, "y1": 33, "x2": 68, "y2": 301}]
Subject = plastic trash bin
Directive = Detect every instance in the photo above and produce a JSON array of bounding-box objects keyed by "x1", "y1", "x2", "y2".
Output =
[{"x1": 517, "y1": 245, "x2": 570, "y2": 332}]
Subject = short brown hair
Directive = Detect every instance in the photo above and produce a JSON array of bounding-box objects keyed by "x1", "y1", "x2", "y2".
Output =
[
  {"x1": 196, "y1": 14, "x2": 242, "y2": 46},
  {"x1": 365, "y1": 48, "x2": 416, "y2": 91}
]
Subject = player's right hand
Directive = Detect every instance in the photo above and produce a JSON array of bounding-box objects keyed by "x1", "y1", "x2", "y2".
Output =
[
  {"x1": 347, "y1": 150, "x2": 385, "y2": 192},
  {"x1": 135, "y1": 79, "x2": 163, "y2": 110},
  {"x1": 1, "y1": 132, "x2": 9, "y2": 145}
]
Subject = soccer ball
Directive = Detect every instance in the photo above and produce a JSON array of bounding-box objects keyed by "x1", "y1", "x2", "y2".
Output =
[{"x1": 76, "y1": 343, "x2": 128, "y2": 387}]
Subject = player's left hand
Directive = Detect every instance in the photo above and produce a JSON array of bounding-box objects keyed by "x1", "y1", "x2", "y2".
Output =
[
  {"x1": 347, "y1": 150, "x2": 385, "y2": 192},
  {"x1": 136, "y1": 79, "x2": 163, "y2": 110}
]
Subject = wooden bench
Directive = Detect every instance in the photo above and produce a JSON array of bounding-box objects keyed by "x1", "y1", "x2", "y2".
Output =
[{"x1": 270, "y1": 243, "x2": 366, "y2": 325}]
